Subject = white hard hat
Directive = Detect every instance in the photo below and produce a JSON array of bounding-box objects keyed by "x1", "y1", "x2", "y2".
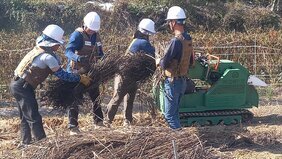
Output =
[
  {"x1": 83, "y1": 12, "x2": 101, "y2": 31},
  {"x1": 138, "y1": 18, "x2": 156, "y2": 35},
  {"x1": 38, "y1": 24, "x2": 64, "y2": 47},
  {"x1": 166, "y1": 6, "x2": 186, "y2": 20}
]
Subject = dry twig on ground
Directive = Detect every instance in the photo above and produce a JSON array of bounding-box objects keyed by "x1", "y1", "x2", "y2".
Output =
[{"x1": 24, "y1": 127, "x2": 218, "y2": 159}]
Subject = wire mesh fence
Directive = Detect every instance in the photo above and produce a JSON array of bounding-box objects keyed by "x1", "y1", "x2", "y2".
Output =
[
  {"x1": 195, "y1": 44, "x2": 281, "y2": 85},
  {"x1": 0, "y1": 43, "x2": 281, "y2": 107}
]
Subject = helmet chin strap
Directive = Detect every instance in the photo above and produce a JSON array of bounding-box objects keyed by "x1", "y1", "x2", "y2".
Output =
[
  {"x1": 168, "y1": 21, "x2": 176, "y2": 34},
  {"x1": 168, "y1": 20, "x2": 185, "y2": 35}
]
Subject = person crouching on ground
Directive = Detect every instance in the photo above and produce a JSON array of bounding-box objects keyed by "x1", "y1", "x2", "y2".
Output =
[
  {"x1": 10, "y1": 24, "x2": 92, "y2": 147},
  {"x1": 104, "y1": 18, "x2": 156, "y2": 128}
]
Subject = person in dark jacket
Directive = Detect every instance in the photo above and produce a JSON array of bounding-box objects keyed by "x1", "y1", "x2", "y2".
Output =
[
  {"x1": 104, "y1": 18, "x2": 156, "y2": 127},
  {"x1": 156, "y1": 6, "x2": 194, "y2": 130}
]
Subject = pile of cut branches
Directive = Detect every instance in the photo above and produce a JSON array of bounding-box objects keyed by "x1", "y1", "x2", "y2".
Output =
[{"x1": 24, "y1": 127, "x2": 218, "y2": 159}]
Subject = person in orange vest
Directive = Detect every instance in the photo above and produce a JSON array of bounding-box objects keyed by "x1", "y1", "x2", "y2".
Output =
[
  {"x1": 10, "y1": 24, "x2": 91, "y2": 147},
  {"x1": 64, "y1": 12, "x2": 105, "y2": 134},
  {"x1": 156, "y1": 6, "x2": 194, "y2": 129}
]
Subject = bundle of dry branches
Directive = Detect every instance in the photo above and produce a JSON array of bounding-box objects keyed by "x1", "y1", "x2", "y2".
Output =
[
  {"x1": 41, "y1": 53, "x2": 125, "y2": 109},
  {"x1": 43, "y1": 53, "x2": 156, "y2": 109},
  {"x1": 135, "y1": 80, "x2": 158, "y2": 119},
  {"x1": 40, "y1": 79, "x2": 77, "y2": 109},
  {"x1": 88, "y1": 53, "x2": 128, "y2": 88},
  {"x1": 120, "y1": 53, "x2": 156, "y2": 83},
  {"x1": 24, "y1": 127, "x2": 218, "y2": 159}
]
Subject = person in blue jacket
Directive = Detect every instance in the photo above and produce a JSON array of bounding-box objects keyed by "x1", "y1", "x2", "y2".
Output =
[
  {"x1": 64, "y1": 12, "x2": 104, "y2": 135},
  {"x1": 104, "y1": 18, "x2": 156, "y2": 127}
]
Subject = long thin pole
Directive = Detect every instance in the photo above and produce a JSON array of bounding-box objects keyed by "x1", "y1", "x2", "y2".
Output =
[{"x1": 172, "y1": 140, "x2": 179, "y2": 159}]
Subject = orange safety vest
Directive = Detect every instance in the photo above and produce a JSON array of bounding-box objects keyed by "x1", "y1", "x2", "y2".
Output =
[{"x1": 164, "y1": 34, "x2": 194, "y2": 77}]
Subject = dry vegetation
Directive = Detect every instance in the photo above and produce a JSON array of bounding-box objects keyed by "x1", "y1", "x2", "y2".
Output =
[
  {"x1": 0, "y1": 104, "x2": 281, "y2": 158},
  {"x1": 0, "y1": 28, "x2": 281, "y2": 159},
  {"x1": 1, "y1": 29, "x2": 281, "y2": 86},
  {"x1": 0, "y1": 0, "x2": 281, "y2": 158},
  {"x1": 0, "y1": 31, "x2": 281, "y2": 159}
]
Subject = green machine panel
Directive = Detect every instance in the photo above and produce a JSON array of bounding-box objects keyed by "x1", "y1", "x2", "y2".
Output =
[{"x1": 153, "y1": 56, "x2": 260, "y2": 126}]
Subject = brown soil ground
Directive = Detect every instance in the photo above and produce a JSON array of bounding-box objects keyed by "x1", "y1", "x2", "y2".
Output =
[{"x1": 0, "y1": 101, "x2": 281, "y2": 159}]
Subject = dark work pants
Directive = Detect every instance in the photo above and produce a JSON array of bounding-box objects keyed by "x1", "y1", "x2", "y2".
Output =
[
  {"x1": 105, "y1": 75, "x2": 137, "y2": 123},
  {"x1": 68, "y1": 85, "x2": 103, "y2": 128},
  {"x1": 10, "y1": 78, "x2": 46, "y2": 144}
]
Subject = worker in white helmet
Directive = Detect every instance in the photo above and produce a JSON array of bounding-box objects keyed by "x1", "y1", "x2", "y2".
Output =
[
  {"x1": 64, "y1": 12, "x2": 105, "y2": 134},
  {"x1": 10, "y1": 24, "x2": 92, "y2": 147},
  {"x1": 156, "y1": 6, "x2": 195, "y2": 129},
  {"x1": 104, "y1": 18, "x2": 156, "y2": 128}
]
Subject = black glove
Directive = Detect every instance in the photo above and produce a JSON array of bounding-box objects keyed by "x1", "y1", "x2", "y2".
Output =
[{"x1": 78, "y1": 55, "x2": 89, "y2": 63}]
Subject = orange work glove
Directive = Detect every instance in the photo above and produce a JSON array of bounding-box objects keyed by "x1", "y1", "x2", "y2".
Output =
[{"x1": 79, "y1": 74, "x2": 92, "y2": 86}]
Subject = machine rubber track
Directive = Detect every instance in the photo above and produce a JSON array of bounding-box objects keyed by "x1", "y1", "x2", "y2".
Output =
[{"x1": 179, "y1": 109, "x2": 254, "y2": 126}]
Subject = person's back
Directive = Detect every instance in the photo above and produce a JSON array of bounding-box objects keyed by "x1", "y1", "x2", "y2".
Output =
[
  {"x1": 104, "y1": 18, "x2": 156, "y2": 128},
  {"x1": 156, "y1": 6, "x2": 194, "y2": 130},
  {"x1": 126, "y1": 30, "x2": 155, "y2": 57}
]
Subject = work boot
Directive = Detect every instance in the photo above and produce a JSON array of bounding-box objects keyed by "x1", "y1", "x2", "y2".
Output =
[
  {"x1": 123, "y1": 120, "x2": 131, "y2": 128},
  {"x1": 69, "y1": 127, "x2": 81, "y2": 135},
  {"x1": 17, "y1": 142, "x2": 29, "y2": 149}
]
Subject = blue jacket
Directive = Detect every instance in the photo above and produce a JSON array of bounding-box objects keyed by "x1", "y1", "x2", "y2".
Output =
[
  {"x1": 128, "y1": 38, "x2": 155, "y2": 57},
  {"x1": 65, "y1": 31, "x2": 104, "y2": 72},
  {"x1": 160, "y1": 32, "x2": 192, "y2": 69}
]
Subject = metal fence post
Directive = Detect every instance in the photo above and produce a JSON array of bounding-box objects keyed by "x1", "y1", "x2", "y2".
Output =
[
  {"x1": 254, "y1": 36, "x2": 257, "y2": 75},
  {"x1": 172, "y1": 140, "x2": 178, "y2": 159}
]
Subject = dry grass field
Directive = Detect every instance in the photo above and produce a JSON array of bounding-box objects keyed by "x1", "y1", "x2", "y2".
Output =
[
  {"x1": 0, "y1": 30, "x2": 281, "y2": 158},
  {"x1": 0, "y1": 1, "x2": 281, "y2": 157},
  {"x1": 0, "y1": 93, "x2": 281, "y2": 158}
]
